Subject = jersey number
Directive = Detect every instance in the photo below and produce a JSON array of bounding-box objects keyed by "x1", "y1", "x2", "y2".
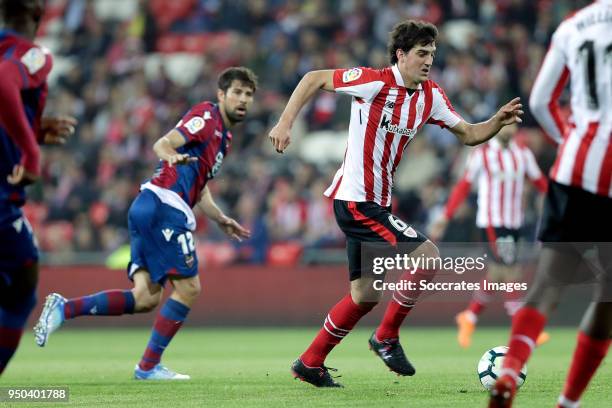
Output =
[{"x1": 578, "y1": 40, "x2": 612, "y2": 110}]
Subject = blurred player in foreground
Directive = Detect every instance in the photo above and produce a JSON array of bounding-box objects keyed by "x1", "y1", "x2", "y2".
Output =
[
  {"x1": 429, "y1": 124, "x2": 549, "y2": 348},
  {"x1": 269, "y1": 19, "x2": 523, "y2": 387},
  {"x1": 34, "y1": 67, "x2": 256, "y2": 380},
  {"x1": 0, "y1": 0, "x2": 76, "y2": 376},
  {"x1": 489, "y1": 1, "x2": 612, "y2": 407}
]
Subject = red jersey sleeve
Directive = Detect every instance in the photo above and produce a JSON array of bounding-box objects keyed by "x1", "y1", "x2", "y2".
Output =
[
  {"x1": 427, "y1": 82, "x2": 463, "y2": 129},
  {"x1": 332, "y1": 67, "x2": 386, "y2": 101},
  {"x1": 175, "y1": 104, "x2": 215, "y2": 144},
  {"x1": 13, "y1": 45, "x2": 53, "y2": 89}
]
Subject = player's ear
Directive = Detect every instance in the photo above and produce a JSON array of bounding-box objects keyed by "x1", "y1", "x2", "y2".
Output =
[
  {"x1": 396, "y1": 48, "x2": 404, "y2": 63},
  {"x1": 217, "y1": 89, "x2": 225, "y2": 104}
]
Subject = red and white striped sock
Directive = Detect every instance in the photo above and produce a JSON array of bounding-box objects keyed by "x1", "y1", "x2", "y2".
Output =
[
  {"x1": 300, "y1": 293, "x2": 373, "y2": 367},
  {"x1": 500, "y1": 306, "x2": 546, "y2": 380},
  {"x1": 375, "y1": 268, "x2": 436, "y2": 341}
]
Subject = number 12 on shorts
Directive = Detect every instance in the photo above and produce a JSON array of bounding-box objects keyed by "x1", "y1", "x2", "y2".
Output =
[{"x1": 177, "y1": 232, "x2": 195, "y2": 255}]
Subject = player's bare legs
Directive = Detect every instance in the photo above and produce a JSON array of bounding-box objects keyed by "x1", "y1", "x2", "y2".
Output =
[
  {"x1": 134, "y1": 274, "x2": 200, "y2": 380},
  {"x1": 131, "y1": 270, "x2": 163, "y2": 312},
  {"x1": 0, "y1": 263, "x2": 38, "y2": 376}
]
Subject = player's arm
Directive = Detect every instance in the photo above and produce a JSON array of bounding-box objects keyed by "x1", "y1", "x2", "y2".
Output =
[
  {"x1": 449, "y1": 98, "x2": 524, "y2": 146},
  {"x1": 152, "y1": 129, "x2": 198, "y2": 166},
  {"x1": 529, "y1": 29, "x2": 568, "y2": 145},
  {"x1": 268, "y1": 70, "x2": 335, "y2": 152},
  {"x1": 197, "y1": 186, "x2": 251, "y2": 241},
  {"x1": 523, "y1": 148, "x2": 548, "y2": 193},
  {"x1": 0, "y1": 60, "x2": 41, "y2": 185}
]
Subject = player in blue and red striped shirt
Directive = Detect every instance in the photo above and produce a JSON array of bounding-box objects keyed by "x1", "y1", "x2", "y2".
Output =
[
  {"x1": 34, "y1": 67, "x2": 257, "y2": 380},
  {"x1": 0, "y1": 0, "x2": 76, "y2": 377}
]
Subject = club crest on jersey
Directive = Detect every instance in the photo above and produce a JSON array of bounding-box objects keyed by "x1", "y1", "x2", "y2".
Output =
[
  {"x1": 21, "y1": 47, "x2": 46, "y2": 74},
  {"x1": 379, "y1": 114, "x2": 416, "y2": 139},
  {"x1": 343, "y1": 68, "x2": 362, "y2": 83},
  {"x1": 417, "y1": 101, "x2": 425, "y2": 117}
]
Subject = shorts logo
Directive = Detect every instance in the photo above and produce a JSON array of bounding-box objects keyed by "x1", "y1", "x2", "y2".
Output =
[
  {"x1": 21, "y1": 47, "x2": 46, "y2": 74},
  {"x1": 185, "y1": 254, "x2": 195, "y2": 268},
  {"x1": 162, "y1": 228, "x2": 174, "y2": 242},
  {"x1": 404, "y1": 226, "x2": 417, "y2": 238},
  {"x1": 89, "y1": 306, "x2": 98, "y2": 315},
  {"x1": 388, "y1": 215, "x2": 418, "y2": 238},
  {"x1": 343, "y1": 68, "x2": 363, "y2": 83}
]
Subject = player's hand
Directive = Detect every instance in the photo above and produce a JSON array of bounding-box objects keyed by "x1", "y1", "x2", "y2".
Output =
[
  {"x1": 268, "y1": 122, "x2": 291, "y2": 154},
  {"x1": 167, "y1": 153, "x2": 198, "y2": 167},
  {"x1": 495, "y1": 97, "x2": 524, "y2": 126},
  {"x1": 427, "y1": 215, "x2": 448, "y2": 243},
  {"x1": 7, "y1": 164, "x2": 39, "y2": 186},
  {"x1": 216, "y1": 215, "x2": 251, "y2": 242},
  {"x1": 41, "y1": 115, "x2": 77, "y2": 145}
]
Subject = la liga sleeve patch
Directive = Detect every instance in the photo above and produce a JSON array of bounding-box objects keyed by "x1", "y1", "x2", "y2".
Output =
[
  {"x1": 342, "y1": 68, "x2": 363, "y2": 83},
  {"x1": 184, "y1": 117, "x2": 205, "y2": 134},
  {"x1": 20, "y1": 47, "x2": 46, "y2": 74}
]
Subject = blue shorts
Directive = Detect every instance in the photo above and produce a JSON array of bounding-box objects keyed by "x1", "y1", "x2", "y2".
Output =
[
  {"x1": 127, "y1": 189, "x2": 198, "y2": 285},
  {"x1": 0, "y1": 211, "x2": 39, "y2": 287}
]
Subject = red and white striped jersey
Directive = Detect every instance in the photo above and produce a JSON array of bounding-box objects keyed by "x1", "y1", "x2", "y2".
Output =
[
  {"x1": 529, "y1": 0, "x2": 612, "y2": 198},
  {"x1": 444, "y1": 139, "x2": 548, "y2": 229},
  {"x1": 324, "y1": 65, "x2": 462, "y2": 206}
]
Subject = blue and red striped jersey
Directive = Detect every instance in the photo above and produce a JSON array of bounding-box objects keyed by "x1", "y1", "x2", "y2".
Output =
[
  {"x1": 0, "y1": 29, "x2": 52, "y2": 218},
  {"x1": 150, "y1": 102, "x2": 232, "y2": 208}
]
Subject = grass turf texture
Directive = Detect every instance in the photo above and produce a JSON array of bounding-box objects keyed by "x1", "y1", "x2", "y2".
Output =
[{"x1": 3, "y1": 328, "x2": 611, "y2": 407}]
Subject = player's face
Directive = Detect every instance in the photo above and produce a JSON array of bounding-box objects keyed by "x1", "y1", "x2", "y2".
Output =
[
  {"x1": 218, "y1": 80, "x2": 255, "y2": 125},
  {"x1": 397, "y1": 42, "x2": 436, "y2": 87}
]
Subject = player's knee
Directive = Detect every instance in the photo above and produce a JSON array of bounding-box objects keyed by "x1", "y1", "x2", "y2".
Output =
[
  {"x1": 351, "y1": 287, "x2": 381, "y2": 306},
  {"x1": 132, "y1": 289, "x2": 161, "y2": 313},
  {"x1": 177, "y1": 278, "x2": 201, "y2": 301},
  {"x1": 412, "y1": 240, "x2": 440, "y2": 262}
]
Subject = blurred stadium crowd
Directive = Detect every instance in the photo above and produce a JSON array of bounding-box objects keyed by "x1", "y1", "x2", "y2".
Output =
[{"x1": 27, "y1": 0, "x2": 584, "y2": 264}]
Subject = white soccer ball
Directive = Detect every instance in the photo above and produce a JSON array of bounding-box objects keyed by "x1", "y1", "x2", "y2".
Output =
[{"x1": 477, "y1": 346, "x2": 527, "y2": 390}]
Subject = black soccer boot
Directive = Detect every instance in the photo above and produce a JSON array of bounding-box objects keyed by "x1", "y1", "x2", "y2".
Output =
[
  {"x1": 368, "y1": 331, "x2": 416, "y2": 376},
  {"x1": 290, "y1": 358, "x2": 344, "y2": 388}
]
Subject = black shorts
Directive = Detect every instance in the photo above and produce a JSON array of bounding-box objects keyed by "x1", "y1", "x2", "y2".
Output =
[
  {"x1": 334, "y1": 200, "x2": 428, "y2": 281},
  {"x1": 479, "y1": 227, "x2": 520, "y2": 266},
  {"x1": 539, "y1": 181, "x2": 612, "y2": 243}
]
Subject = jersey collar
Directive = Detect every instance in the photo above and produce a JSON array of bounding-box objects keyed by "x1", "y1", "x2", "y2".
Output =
[{"x1": 391, "y1": 64, "x2": 423, "y2": 90}]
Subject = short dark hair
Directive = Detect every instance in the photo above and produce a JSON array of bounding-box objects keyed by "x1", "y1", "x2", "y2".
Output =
[
  {"x1": 388, "y1": 20, "x2": 438, "y2": 65},
  {"x1": 217, "y1": 67, "x2": 258, "y2": 92},
  {"x1": 1, "y1": 0, "x2": 44, "y2": 23}
]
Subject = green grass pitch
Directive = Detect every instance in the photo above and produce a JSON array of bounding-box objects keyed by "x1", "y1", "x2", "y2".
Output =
[{"x1": 3, "y1": 327, "x2": 611, "y2": 407}]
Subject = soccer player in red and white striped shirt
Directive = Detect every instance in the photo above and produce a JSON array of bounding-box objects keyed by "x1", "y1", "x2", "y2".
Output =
[
  {"x1": 489, "y1": 1, "x2": 612, "y2": 407},
  {"x1": 269, "y1": 20, "x2": 524, "y2": 388},
  {"x1": 429, "y1": 124, "x2": 549, "y2": 348}
]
